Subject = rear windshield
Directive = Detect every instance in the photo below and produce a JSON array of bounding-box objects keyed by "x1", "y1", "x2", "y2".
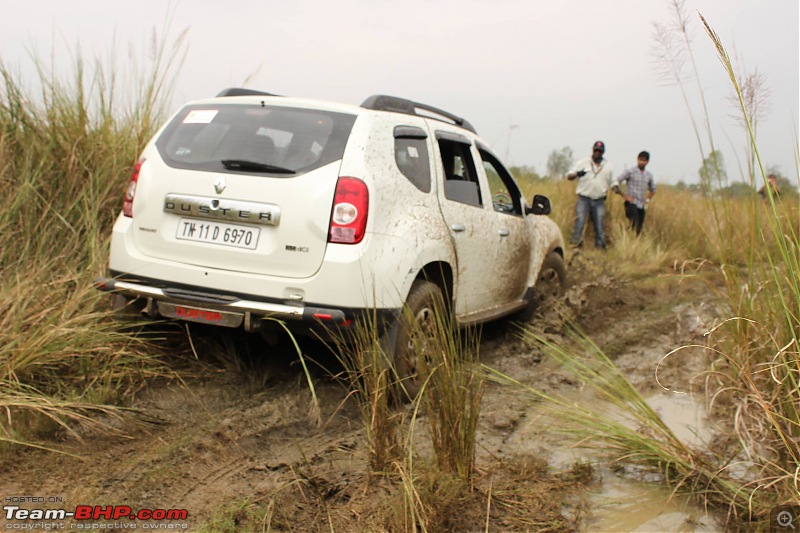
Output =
[{"x1": 156, "y1": 104, "x2": 357, "y2": 176}]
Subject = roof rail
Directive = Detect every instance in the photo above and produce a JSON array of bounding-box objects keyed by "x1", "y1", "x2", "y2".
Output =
[
  {"x1": 360, "y1": 95, "x2": 476, "y2": 133},
  {"x1": 216, "y1": 87, "x2": 280, "y2": 97}
]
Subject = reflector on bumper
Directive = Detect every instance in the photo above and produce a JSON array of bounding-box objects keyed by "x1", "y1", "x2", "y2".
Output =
[
  {"x1": 157, "y1": 302, "x2": 244, "y2": 327},
  {"x1": 93, "y1": 276, "x2": 351, "y2": 326}
]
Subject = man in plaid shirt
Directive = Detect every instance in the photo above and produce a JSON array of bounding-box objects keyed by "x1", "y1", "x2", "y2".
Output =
[{"x1": 612, "y1": 151, "x2": 656, "y2": 235}]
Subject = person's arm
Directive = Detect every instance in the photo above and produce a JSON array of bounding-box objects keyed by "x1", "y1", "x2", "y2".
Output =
[
  {"x1": 647, "y1": 175, "x2": 656, "y2": 201},
  {"x1": 612, "y1": 169, "x2": 633, "y2": 201},
  {"x1": 567, "y1": 169, "x2": 588, "y2": 180},
  {"x1": 566, "y1": 160, "x2": 588, "y2": 181}
]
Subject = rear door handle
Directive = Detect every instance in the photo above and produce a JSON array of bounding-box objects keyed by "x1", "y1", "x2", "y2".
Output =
[
  {"x1": 498, "y1": 229, "x2": 510, "y2": 237},
  {"x1": 450, "y1": 224, "x2": 466, "y2": 232}
]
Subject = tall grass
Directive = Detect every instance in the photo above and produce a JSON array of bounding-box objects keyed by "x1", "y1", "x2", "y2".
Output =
[
  {"x1": 414, "y1": 312, "x2": 484, "y2": 483},
  {"x1": 330, "y1": 314, "x2": 404, "y2": 472},
  {"x1": 329, "y1": 293, "x2": 485, "y2": 531},
  {"x1": 699, "y1": 13, "x2": 799, "y2": 513},
  {"x1": 517, "y1": 171, "x2": 798, "y2": 268},
  {"x1": 0, "y1": 32, "x2": 186, "y2": 446},
  {"x1": 509, "y1": 10, "x2": 799, "y2": 526}
]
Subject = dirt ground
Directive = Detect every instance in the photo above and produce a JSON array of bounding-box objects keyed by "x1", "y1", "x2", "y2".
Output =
[{"x1": 0, "y1": 251, "x2": 724, "y2": 532}]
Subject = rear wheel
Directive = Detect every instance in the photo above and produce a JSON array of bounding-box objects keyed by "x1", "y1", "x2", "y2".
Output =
[{"x1": 391, "y1": 280, "x2": 447, "y2": 401}]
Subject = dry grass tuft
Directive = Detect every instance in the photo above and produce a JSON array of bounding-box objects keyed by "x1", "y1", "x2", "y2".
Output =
[{"x1": 0, "y1": 31, "x2": 185, "y2": 446}]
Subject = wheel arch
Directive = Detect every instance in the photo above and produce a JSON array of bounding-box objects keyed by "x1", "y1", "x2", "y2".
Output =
[{"x1": 415, "y1": 261, "x2": 454, "y2": 315}]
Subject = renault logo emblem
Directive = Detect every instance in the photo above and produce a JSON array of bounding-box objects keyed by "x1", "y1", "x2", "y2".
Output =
[{"x1": 214, "y1": 176, "x2": 227, "y2": 194}]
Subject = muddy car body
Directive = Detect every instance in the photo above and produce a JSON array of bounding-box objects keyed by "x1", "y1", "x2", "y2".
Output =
[{"x1": 95, "y1": 90, "x2": 565, "y2": 380}]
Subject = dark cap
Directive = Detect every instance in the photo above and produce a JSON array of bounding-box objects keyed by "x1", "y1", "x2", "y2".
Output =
[{"x1": 593, "y1": 141, "x2": 605, "y2": 153}]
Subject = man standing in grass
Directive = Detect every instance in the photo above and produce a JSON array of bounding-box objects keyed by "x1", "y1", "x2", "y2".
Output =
[
  {"x1": 612, "y1": 151, "x2": 656, "y2": 235},
  {"x1": 566, "y1": 141, "x2": 615, "y2": 249},
  {"x1": 757, "y1": 174, "x2": 781, "y2": 201}
]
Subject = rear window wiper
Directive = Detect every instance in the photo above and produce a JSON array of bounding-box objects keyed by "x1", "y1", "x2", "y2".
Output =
[{"x1": 221, "y1": 159, "x2": 296, "y2": 174}]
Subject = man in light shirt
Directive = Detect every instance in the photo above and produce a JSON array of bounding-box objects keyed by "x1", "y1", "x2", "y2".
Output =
[{"x1": 566, "y1": 141, "x2": 615, "y2": 249}]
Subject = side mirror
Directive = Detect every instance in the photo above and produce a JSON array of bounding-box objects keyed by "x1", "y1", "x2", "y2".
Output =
[{"x1": 526, "y1": 194, "x2": 551, "y2": 216}]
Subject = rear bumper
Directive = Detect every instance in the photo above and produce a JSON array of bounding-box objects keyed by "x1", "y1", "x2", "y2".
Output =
[{"x1": 94, "y1": 275, "x2": 397, "y2": 333}]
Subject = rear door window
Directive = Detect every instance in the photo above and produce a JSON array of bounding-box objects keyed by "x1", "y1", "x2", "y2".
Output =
[
  {"x1": 437, "y1": 134, "x2": 482, "y2": 208},
  {"x1": 156, "y1": 104, "x2": 357, "y2": 176}
]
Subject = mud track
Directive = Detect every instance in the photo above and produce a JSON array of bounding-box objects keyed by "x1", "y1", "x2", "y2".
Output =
[{"x1": 1, "y1": 252, "x2": 723, "y2": 531}]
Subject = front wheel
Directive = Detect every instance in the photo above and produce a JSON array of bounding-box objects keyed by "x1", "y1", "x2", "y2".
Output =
[
  {"x1": 517, "y1": 251, "x2": 567, "y2": 321},
  {"x1": 390, "y1": 280, "x2": 447, "y2": 401},
  {"x1": 535, "y1": 252, "x2": 567, "y2": 301}
]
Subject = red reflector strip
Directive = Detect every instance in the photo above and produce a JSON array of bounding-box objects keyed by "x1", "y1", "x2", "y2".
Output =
[
  {"x1": 176, "y1": 306, "x2": 223, "y2": 322},
  {"x1": 313, "y1": 313, "x2": 333, "y2": 321}
]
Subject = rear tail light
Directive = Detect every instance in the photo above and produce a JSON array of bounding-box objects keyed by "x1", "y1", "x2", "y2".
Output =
[
  {"x1": 328, "y1": 177, "x2": 368, "y2": 244},
  {"x1": 122, "y1": 158, "x2": 145, "y2": 217}
]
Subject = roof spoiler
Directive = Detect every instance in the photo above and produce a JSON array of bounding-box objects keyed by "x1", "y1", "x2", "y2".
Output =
[{"x1": 216, "y1": 88, "x2": 281, "y2": 97}]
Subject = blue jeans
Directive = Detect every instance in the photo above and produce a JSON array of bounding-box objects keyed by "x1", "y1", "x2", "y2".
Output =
[{"x1": 570, "y1": 195, "x2": 607, "y2": 248}]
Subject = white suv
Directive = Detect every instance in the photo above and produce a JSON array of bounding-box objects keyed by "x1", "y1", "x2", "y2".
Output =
[{"x1": 95, "y1": 89, "x2": 565, "y2": 385}]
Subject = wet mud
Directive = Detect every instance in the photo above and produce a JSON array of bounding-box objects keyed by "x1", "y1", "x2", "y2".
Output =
[{"x1": 0, "y1": 251, "x2": 727, "y2": 531}]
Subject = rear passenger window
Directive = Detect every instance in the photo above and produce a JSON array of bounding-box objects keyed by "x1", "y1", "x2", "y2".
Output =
[{"x1": 394, "y1": 126, "x2": 431, "y2": 193}]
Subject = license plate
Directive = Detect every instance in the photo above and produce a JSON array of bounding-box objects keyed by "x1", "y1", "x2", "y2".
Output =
[{"x1": 175, "y1": 218, "x2": 260, "y2": 250}]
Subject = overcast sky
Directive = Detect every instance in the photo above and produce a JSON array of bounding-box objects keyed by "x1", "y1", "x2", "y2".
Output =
[{"x1": 1, "y1": 0, "x2": 797, "y2": 184}]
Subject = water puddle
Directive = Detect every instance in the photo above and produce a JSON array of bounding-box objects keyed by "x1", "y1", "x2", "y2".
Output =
[
  {"x1": 503, "y1": 388, "x2": 723, "y2": 532},
  {"x1": 584, "y1": 473, "x2": 720, "y2": 532},
  {"x1": 646, "y1": 391, "x2": 711, "y2": 448}
]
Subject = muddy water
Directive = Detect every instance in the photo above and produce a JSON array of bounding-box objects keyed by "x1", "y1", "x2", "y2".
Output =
[
  {"x1": 483, "y1": 332, "x2": 726, "y2": 533},
  {"x1": 504, "y1": 390, "x2": 723, "y2": 532},
  {"x1": 587, "y1": 393, "x2": 720, "y2": 532},
  {"x1": 647, "y1": 392, "x2": 711, "y2": 449},
  {"x1": 584, "y1": 473, "x2": 721, "y2": 532},
  {"x1": 474, "y1": 265, "x2": 733, "y2": 530}
]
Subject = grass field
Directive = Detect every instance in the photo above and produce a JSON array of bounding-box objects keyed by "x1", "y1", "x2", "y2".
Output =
[{"x1": 0, "y1": 25, "x2": 797, "y2": 530}]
